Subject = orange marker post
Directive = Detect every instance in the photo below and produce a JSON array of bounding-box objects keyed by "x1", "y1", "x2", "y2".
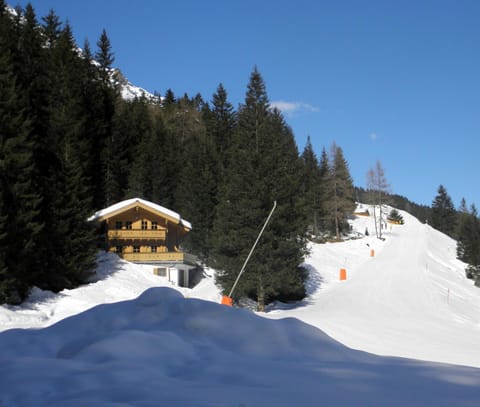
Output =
[
  {"x1": 339, "y1": 268, "x2": 347, "y2": 280},
  {"x1": 221, "y1": 295, "x2": 233, "y2": 307}
]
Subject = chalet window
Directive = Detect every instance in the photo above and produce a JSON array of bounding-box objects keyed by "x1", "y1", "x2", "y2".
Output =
[
  {"x1": 126, "y1": 221, "x2": 132, "y2": 230},
  {"x1": 151, "y1": 221, "x2": 158, "y2": 230},
  {"x1": 115, "y1": 221, "x2": 122, "y2": 230},
  {"x1": 141, "y1": 220, "x2": 148, "y2": 230},
  {"x1": 151, "y1": 246, "x2": 157, "y2": 253},
  {"x1": 115, "y1": 246, "x2": 123, "y2": 253},
  {"x1": 133, "y1": 246, "x2": 140, "y2": 253}
]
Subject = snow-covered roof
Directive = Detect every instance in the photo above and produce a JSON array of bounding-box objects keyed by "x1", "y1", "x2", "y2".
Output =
[{"x1": 88, "y1": 198, "x2": 192, "y2": 230}]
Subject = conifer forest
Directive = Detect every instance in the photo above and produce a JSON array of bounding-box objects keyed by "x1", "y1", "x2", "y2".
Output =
[{"x1": 1, "y1": 2, "x2": 479, "y2": 305}]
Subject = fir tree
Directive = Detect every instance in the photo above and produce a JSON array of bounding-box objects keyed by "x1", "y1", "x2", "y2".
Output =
[
  {"x1": 0, "y1": 11, "x2": 43, "y2": 302},
  {"x1": 94, "y1": 29, "x2": 119, "y2": 207},
  {"x1": 431, "y1": 185, "x2": 456, "y2": 237},
  {"x1": 456, "y1": 202, "x2": 480, "y2": 284},
  {"x1": 323, "y1": 143, "x2": 355, "y2": 240},
  {"x1": 301, "y1": 136, "x2": 322, "y2": 236},
  {"x1": 211, "y1": 69, "x2": 307, "y2": 311},
  {"x1": 41, "y1": 20, "x2": 97, "y2": 290},
  {"x1": 95, "y1": 28, "x2": 115, "y2": 84},
  {"x1": 117, "y1": 97, "x2": 155, "y2": 200},
  {"x1": 41, "y1": 9, "x2": 62, "y2": 48},
  {"x1": 211, "y1": 83, "x2": 236, "y2": 166}
]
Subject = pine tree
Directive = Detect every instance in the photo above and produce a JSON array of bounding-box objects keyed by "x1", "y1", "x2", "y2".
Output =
[{"x1": 431, "y1": 185, "x2": 456, "y2": 237}]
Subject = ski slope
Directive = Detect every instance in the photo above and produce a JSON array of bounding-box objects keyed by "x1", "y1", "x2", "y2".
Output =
[
  {"x1": 266, "y1": 207, "x2": 480, "y2": 368},
  {"x1": 1, "y1": 205, "x2": 480, "y2": 404}
]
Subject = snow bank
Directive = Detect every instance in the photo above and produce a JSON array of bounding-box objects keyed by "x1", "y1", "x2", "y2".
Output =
[{"x1": 1, "y1": 287, "x2": 480, "y2": 406}]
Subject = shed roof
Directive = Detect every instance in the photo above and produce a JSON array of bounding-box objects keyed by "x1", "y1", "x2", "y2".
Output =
[{"x1": 88, "y1": 198, "x2": 192, "y2": 230}]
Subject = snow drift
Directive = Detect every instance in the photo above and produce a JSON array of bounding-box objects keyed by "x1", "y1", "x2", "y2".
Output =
[
  {"x1": 1, "y1": 205, "x2": 480, "y2": 405},
  {"x1": 1, "y1": 287, "x2": 480, "y2": 406}
]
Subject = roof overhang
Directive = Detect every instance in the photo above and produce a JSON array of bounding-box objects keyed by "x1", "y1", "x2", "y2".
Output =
[{"x1": 88, "y1": 198, "x2": 192, "y2": 231}]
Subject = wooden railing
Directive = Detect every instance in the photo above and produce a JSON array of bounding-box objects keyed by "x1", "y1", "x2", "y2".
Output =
[
  {"x1": 108, "y1": 229, "x2": 166, "y2": 240},
  {"x1": 122, "y1": 252, "x2": 197, "y2": 264}
]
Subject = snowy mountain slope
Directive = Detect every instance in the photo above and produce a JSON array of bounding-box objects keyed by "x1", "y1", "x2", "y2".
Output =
[
  {"x1": 266, "y1": 207, "x2": 480, "y2": 368},
  {"x1": 1, "y1": 287, "x2": 480, "y2": 406}
]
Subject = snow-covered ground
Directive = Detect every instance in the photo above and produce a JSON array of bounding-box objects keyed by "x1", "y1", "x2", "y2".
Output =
[
  {"x1": 266, "y1": 207, "x2": 480, "y2": 368},
  {"x1": 1, "y1": 205, "x2": 480, "y2": 405}
]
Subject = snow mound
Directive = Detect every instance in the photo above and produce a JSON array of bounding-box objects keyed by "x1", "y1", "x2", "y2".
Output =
[{"x1": 1, "y1": 287, "x2": 479, "y2": 406}]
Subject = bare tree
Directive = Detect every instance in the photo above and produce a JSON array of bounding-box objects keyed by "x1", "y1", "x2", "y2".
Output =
[{"x1": 366, "y1": 161, "x2": 390, "y2": 239}]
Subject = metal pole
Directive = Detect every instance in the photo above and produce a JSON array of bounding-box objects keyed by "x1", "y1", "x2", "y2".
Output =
[{"x1": 228, "y1": 200, "x2": 277, "y2": 299}]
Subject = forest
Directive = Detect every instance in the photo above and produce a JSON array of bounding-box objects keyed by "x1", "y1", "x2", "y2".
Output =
[{"x1": 1, "y1": 2, "x2": 478, "y2": 305}]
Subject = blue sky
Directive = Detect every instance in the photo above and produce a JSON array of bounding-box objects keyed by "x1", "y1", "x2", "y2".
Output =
[{"x1": 17, "y1": 0, "x2": 480, "y2": 208}]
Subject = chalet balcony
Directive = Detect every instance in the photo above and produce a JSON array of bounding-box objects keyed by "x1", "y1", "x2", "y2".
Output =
[
  {"x1": 108, "y1": 229, "x2": 166, "y2": 240},
  {"x1": 122, "y1": 252, "x2": 197, "y2": 265}
]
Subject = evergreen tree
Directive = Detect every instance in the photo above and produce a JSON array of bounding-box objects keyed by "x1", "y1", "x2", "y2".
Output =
[
  {"x1": 210, "y1": 83, "x2": 236, "y2": 169},
  {"x1": 456, "y1": 202, "x2": 480, "y2": 284},
  {"x1": 94, "y1": 29, "x2": 119, "y2": 207},
  {"x1": 431, "y1": 185, "x2": 456, "y2": 237},
  {"x1": 387, "y1": 209, "x2": 404, "y2": 224},
  {"x1": 0, "y1": 3, "x2": 26, "y2": 301},
  {"x1": 211, "y1": 68, "x2": 307, "y2": 311},
  {"x1": 115, "y1": 97, "x2": 154, "y2": 200},
  {"x1": 174, "y1": 124, "x2": 219, "y2": 261},
  {"x1": 301, "y1": 136, "x2": 322, "y2": 236},
  {"x1": 323, "y1": 143, "x2": 355, "y2": 240},
  {"x1": 79, "y1": 38, "x2": 108, "y2": 209},
  {"x1": 0, "y1": 3, "x2": 44, "y2": 302},
  {"x1": 41, "y1": 9, "x2": 62, "y2": 48},
  {"x1": 317, "y1": 147, "x2": 330, "y2": 232},
  {"x1": 95, "y1": 28, "x2": 115, "y2": 84},
  {"x1": 41, "y1": 20, "x2": 97, "y2": 290}
]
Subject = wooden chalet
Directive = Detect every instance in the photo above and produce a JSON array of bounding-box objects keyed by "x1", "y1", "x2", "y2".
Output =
[{"x1": 89, "y1": 198, "x2": 197, "y2": 287}]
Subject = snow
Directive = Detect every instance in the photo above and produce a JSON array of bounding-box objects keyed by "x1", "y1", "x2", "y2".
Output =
[
  {"x1": 120, "y1": 81, "x2": 159, "y2": 102},
  {"x1": 265, "y1": 208, "x2": 480, "y2": 368},
  {"x1": 88, "y1": 197, "x2": 192, "y2": 230},
  {"x1": 1, "y1": 205, "x2": 480, "y2": 405}
]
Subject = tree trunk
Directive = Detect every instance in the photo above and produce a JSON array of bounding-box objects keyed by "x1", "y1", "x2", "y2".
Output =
[
  {"x1": 334, "y1": 180, "x2": 340, "y2": 240},
  {"x1": 373, "y1": 204, "x2": 379, "y2": 238},
  {"x1": 257, "y1": 283, "x2": 265, "y2": 312}
]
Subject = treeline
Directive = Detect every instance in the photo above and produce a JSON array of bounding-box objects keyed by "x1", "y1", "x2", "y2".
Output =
[
  {"x1": 355, "y1": 187, "x2": 431, "y2": 225},
  {"x1": 0, "y1": 2, "x2": 357, "y2": 306},
  {"x1": 430, "y1": 186, "x2": 480, "y2": 287}
]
